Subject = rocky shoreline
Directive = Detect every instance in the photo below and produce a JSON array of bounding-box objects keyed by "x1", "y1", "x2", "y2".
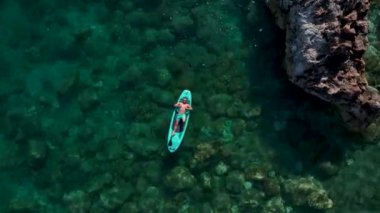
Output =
[{"x1": 266, "y1": 0, "x2": 380, "y2": 132}]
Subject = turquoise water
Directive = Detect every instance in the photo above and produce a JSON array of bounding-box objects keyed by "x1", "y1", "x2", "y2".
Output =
[{"x1": 0, "y1": 0, "x2": 379, "y2": 212}]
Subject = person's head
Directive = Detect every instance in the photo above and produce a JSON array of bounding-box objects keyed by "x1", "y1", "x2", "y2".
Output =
[{"x1": 182, "y1": 97, "x2": 188, "y2": 104}]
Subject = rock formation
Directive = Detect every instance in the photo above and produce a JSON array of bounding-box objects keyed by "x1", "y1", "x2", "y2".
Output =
[{"x1": 266, "y1": 0, "x2": 380, "y2": 131}]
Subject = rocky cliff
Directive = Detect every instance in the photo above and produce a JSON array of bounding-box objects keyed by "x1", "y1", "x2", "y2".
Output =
[{"x1": 266, "y1": 0, "x2": 380, "y2": 132}]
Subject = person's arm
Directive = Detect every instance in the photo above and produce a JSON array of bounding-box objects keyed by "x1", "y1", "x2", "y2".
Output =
[
  {"x1": 174, "y1": 102, "x2": 181, "y2": 107},
  {"x1": 186, "y1": 105, "x2": 193, "y2": 110}
]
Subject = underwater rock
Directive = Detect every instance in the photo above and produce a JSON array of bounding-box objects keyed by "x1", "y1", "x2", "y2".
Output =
[
  {"x1": 242, "y1": 104, "x2": 262, "y2": 119},
  {"x1": 212, "y1": 192, "x2": 232, "y2": 212},
  {"x1": 226, "y1": 102, "x2": 241, "y2": 118},
  {"x1": 99, "y1": 184, "x2": 133, "y2": 209},
  {"x1": 28, "y1": 139, "x2": 47, "y2": 168},
  {"x1": 232, "y1": 119, "x2": 247, "y2": 136},
  {"x1": 207, "y1": 94, "x2": 234, "y2": 117},
  {"x1": 215, "y1": 161, "x2": 229, "y2": 176},
  {"x1": 77, "y1": 88, "x2": 100, "y2": 111},
  {"x1": 173, "y1": 192, "x2": 191, "y2": 208},
  {"x1": 364, "y1": 45, "x2": 380, "y2": 80},
  {"x1": 0, "y1": 136, "x2": 19, "y2": 169},
  {"x1": 171, "y1": 15, "x2": 194, "y2": 34},
  {"x1": 239, "y1": 188, "x2": 263, "y2": 211},
  {"x1": 144, "y1": 28, "x2": 175, "y2": 45},
  {"x1": 216, "y1": 119, "x2": 235, "y2": 143},
  {"x1": 326, "y1": 145, "x2": 380, "y2": 210},
  {"x1": 155, "y1": 68, "x2": 172, "y2": 87},
  {"x1": 316, "y1": 161, "x2": 339, "y2": 177},
  {"x1": 262, "y1": 197, "x2": 287, "y2": 213},
  {"x1": 8, "y1": 185, "x2": 42, "y2": 213},
  {"x1": 245, "y1": 163, "x2": 268, "y2": 182},
  {"x1": 190, "y1": 143, "x2": 217, "y2": 168},
  {"x1": 266, "y1": 0, "x2": 380, "y2": 131},
  {"x1": 86, "y1": 173, "x2": 113, "y2": 193},
  {"x1": 262, "y1": 178, "x2": 281, "y2": 197},
  {"x1": 150, "y1": 88, "x2": 174, "y2": 107},
  {"x1": 26, "y1": 62, "x2": 78, "y2": 97},
  {"x1": 159, "y1": 201, "x2": 178, "y2": 213},
  {"x1": 142, "y1": 161, "x2": 163, "y2": 184},
  {"x1": 63, "y1": 190, "x2": 91, "y2": 212},
  {"x1": 363, "y1": 121, "x2": 380, "y2": 141},
  {"x1": 138, "y1": 186, "x2": 162, "y2": 212},
  {"x1": 200, "y1": 172, "x2": 212, "y2": 190},
  {"x1": 283, "y1": 176, "x2": 333, "y2": 210},
  {"x1": 9, "y1": 197, "x2": 36, "y2": 213},
  {"x1": 164, "y1": 166, "x2": 196, "y2": 191},
  {"x1": 200, "y1": 202, "x2": 214, "y2": 212},
  {"x1": 119, "y1": 202, "x2": 139, "y2": 213},
  {"x1": 226, "y1": 171, "x2": 246, "y2": 194},
  {"x1": 127, "y1": 138, "x2": 160, "y2": 157}
]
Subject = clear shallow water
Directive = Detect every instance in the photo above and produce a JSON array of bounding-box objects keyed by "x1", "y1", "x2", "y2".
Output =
[{"x1": 0, "y1": 0, "x2": 379, "y2": 212}]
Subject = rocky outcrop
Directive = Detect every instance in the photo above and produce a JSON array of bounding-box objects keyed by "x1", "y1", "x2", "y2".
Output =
[{"x1": 266, "y1": 0, "x2": 380, "y2": 131}]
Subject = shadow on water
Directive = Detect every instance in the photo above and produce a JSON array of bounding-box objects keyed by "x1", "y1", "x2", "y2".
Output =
[{"x1": 237, "y1": 0, "x2": 362, "y2": 177}]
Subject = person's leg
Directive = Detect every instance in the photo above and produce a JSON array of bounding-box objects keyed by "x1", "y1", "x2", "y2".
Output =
[{"x1": 172, "y1": 120, "x2": 178, "y2": 135}]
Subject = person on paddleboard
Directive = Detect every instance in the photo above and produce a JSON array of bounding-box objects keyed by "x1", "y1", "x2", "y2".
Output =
[{"x1": 172, "y1": 97, "x2": 193, "y2": 136}]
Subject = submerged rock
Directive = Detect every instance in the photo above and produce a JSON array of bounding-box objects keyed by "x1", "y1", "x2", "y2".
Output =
[
  {"x1": 239, "y1": 188, "x2": 264, "y2": 210},
  {"x1": 138, "y1": 186, "x2": 163, "y2": 212},
  {"x1": 28, "y1": 139, "x2": 47, "y2": 168},
  {"x1": 266, "y1": 0, "x2": 380, "y2": 131},
  {"x1": 200, "y1": 172, "x2": 212, "y2": 190},
  {"x1": 190, "y1": 143, "x2": 217, "y2": 168},
  {"x1": 212, "y1": 192, "x2": 232, "y2": 212},
  {"x1": 226, "y1": 171, "x2": 246, "y2": 193},
  {"x1": 283, "y1": 176, "x2": 333, "y2": 210},
  {"x1": 63, "y1": 190, "x2": 91, "y2": 213},
  {"x1": 99, "y1": 184, "x2": 133, "y2": 210},
  {"x1": 325, "y1": 145, "x2": 380, "y2": 210},
  {"x1": 262, "y1": 197, "x2": 287, "y2": 213},
  {"x1": 164, "y1": 166, "x2": 196, "y2": 191},
  {"x1": 215, "y1": 161, "x2": 229, "y2": 176},
  {"x1": 245, "y1": 163, "x2": 268, "y2": 182}
]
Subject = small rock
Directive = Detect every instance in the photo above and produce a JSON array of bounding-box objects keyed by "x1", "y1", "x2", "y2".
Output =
[
  {"x1": 239, "y1": 189, "x2": 263, "y2": 210},
  {"x1": 207, "y1": 94, "x2": 233, "y2": 116},
  {"x1": 155, "y1": 68, "x2": 172, "y2": 87},
  {"x1": 262, "y1": 197, "x2": 287, "y2": 213},
  {"x1": 245, "y1": 164, "x2": 267, "y2": 182},
  {"x1": 200, "y1": 172, "x2": 212, "y2": 190},
  {"x1": 317, "y1": 161, "x2": 339, "y2": 176},
  {"x1": 283, "y1": 176, "x2": 333, "y2": 210},
  {"x1": 212, "y1": 192, "x2": 231, "y2": 211},
  {"x1": 171, "y1": 15, "x2": 194, "y2": 33},
  {"x1": 87, "y1": 173, "x2": 113, "y2": 193},
  {"x1": 28, "y1": 139, "x2": 47, "y2": 168},
  {"x1": 119, "y1": 202, "x2": 139, "y2": 213},
  {"x1": 263, "y1": 179, "x2": 281, "y2": 197},
  {"x1": 232, "y1": 119, "x2": 246, "y2": 136},
  {"x1": 226, "y1": 171, "x2": 246, "y2": 193},
  {"x1": 138, "y1": 186, "x2": 162, "y2": 212},
  {"x1": 99, "y1": 184, "x2": 133, "y2": 209},
  {"x1": 243, "y1": 181, "x2": 252, "y2": 190},
  {"x1": 63, "y1": 190, "x2": 91, "y2": 212},
  {"x1": 274, "y1": 120, "x2": 286, "y2": 131},
  {"x1": 242, "y1": 105, "x2": 262, "y2": 118},
  {"x1": 164, "y1": 166, "x2": 196, "y2": 191},
  {"x1": 191, "y1": 143, "x2": 217, "y2": 168},
  {"x1": 215, "y1": 161, "x2": 229, "y2": 176}
]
